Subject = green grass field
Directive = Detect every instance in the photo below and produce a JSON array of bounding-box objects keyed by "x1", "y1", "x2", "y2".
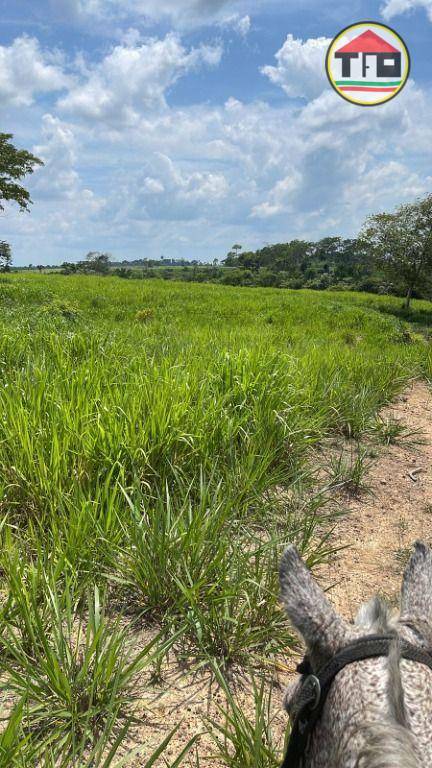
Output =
[{"x1": 0, "y1": 273, "x2": 431, "y2": 766}]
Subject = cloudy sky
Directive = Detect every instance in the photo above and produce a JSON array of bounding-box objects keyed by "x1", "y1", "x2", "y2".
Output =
[{"x1": 1, "y1": 0, "x2": 432, "y2": 265}]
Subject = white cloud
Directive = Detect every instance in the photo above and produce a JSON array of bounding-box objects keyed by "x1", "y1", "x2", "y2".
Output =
[
  {"x1": 262, "y1": 34, "x2": 331, "y2": 100},
  {"x1": 218, "y1": 14, "x2": 251, "y2": 36},
  {"x1": 381, "y1": 0, "x2": 432, "y2": 20},
  {"x1": 31, "y1": 114, "x2": 107, "y2": 215},
  {"x1": 251, "y1": 170, "x2": 303, "y2": 218},
  {"x1": 343, "y1": 161, "x2": 428, "y2": 211},
  {"x1": 3, "y1": 114, "x2": 105, "y2": 261},
  {"x1": 120, "y1": 152, "x2": 229, "y2": 222},
  {"x1": 58, "y1": 34, "x2": 222, "y2": 125},
  {"x1": 24, "y1": 81, "x2": 432, "y2": 262},
  {"x1": 51, "y1": 0, "x2": 240, "y2": 26},
  {"x1": 143, "y1": 177, "x2": 165, "y2": 194},
  {"x1": 5, "y1": 32, "x2": 432, "y2": 266},
  {"x1": 0, "y1": 36, "x2": 69, "y2": 107},
  {"x1": 32, "y1": 114, "x2": 79, "y2": 199}
]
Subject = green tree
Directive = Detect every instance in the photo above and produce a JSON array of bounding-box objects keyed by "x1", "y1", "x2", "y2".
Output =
[
  {"x1": 0, "y1": 133, "x2": 43, "y2": 212},
  {"x1": 0, "y1": 134, "x2": 43, "y2": 272},
  {"x1": 0, "y1": 241, "x2": 12, "y2": 271},
  {"x1": 361, "y1": 195, "x2": 432, "y2": 309},
  {"x1": 85, "y1": 252, "x2": 110, "y2": 275},
  {"x1": 224, "y1": 244, "x2": 243, "y2": 267}
]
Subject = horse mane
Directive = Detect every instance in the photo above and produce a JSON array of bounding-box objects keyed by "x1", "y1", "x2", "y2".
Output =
[{"x1": 353, "y1": 602, "x2": 419, "y2": 768}]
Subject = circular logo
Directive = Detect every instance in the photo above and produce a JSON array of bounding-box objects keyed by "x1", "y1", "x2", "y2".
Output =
[{"x1": 326, "y1": 21, "x2": 410, "y2": 106}]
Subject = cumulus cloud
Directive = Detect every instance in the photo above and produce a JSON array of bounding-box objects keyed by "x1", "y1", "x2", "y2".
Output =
[
  {"x1": 25, "y1": 81, "x2": 432, "y2": 262},
  {"x1": 120, "y1": 151, "x2": 229, "y2": 222},
  {"x1": 51, "y1": 0, "x2": 240, "y2": 26},
  {"x1": 5, "y1": 31, "x2": 432, "y2": 266},
  {"x1": 58, "y1": 34, "x2": 222, "y2": 125},
  {"x1": 218, "y1": 14, "x2": 251, "y2": 36},
  {"x1": 3, "y1": 113, "x2": 105, "y2": 261},
  {"x1": 381, "y1": 0, "x2": 432, "y2": 20},
  {"x1": 343, "y1": 161, "x2": 428, "y2": 212},
  {"x1": 31, "y1": 114, "x2": 106, "y2": 216},
  {"x1": 262, "y1": 34, "x2": 331, "y2": 100},
  {"x1": 0, "y1": 36, "x2": 69, "y2": 107},
  {"x1": 251, "y1": 171, "x2": 303, "y2": 218},
  {"x1": 32, "y1": 114, "x2": 79, "y2": 200}
]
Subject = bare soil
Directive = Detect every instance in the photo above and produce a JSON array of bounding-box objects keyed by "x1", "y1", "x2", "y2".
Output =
[{"x1": 320, "y1": 379, "x2": 432, "y2": 620}]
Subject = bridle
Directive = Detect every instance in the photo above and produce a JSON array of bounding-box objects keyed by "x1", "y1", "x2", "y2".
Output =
[{"x1": 281, "y1": 633, "x2": 432, "y2": 768}]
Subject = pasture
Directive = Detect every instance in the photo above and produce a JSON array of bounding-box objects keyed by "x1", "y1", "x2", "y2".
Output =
[{"x1": 0, "y1": 273, "x2": 431, "y2": 766}]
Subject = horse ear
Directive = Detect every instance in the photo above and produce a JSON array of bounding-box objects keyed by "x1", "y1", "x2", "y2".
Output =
[
  {"x1": 400, "y1": 541, "x2": 432, "y2": 634},
  {"x1": 280, "y1": 545, "x2": 352, "y2": 666}
]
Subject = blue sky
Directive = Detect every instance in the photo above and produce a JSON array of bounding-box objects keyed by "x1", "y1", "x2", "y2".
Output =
[{"x1": 1, "y1": 0, "x2": 432, "y2": 265}]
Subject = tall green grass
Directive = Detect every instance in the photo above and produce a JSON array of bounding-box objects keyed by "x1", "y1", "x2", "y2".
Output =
[{"x1": 0, "y1": 273, "x2": 429, "y2": 761}]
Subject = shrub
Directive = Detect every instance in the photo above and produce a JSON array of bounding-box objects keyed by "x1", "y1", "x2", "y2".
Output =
[{"x1": 40, "y1": 299, "x2": 81, "y2": 321}]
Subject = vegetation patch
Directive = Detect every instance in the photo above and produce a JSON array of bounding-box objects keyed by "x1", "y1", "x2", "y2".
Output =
[{"x1": 0, "y1": 274, "x2": 430, "y2": 764}]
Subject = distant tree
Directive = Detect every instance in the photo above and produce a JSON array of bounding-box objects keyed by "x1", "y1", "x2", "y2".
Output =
[
  {"x1": 312, "y1": 237, "x2": 343, "y2": 262},
  {"x1": 85, "y1": 251, "x2": 110, "y2": 275},
  {"x1": 223, "y1": 251, "x2": 238, "y2": 267},
  {"x1": 0, "y1": 241, "x2": 12, "y2": 271},
  {"x1": 361, "y1": 195, "x2": 432, "y2": 309},
  {"x1": 61, "y1": 262, "x2": 78, "y2": 275},
  {"x1": 0, "y1": 133, "x2": 43, "y2": 212},
  {"x1": 237, "y1": 251, "x2": 261, "y2": 272},
  {"x1": 113, "y1": 267, "x2": 133, "y2": 279},
  {"x1": 257, "y1": 268, "x2": 280, "y2": 287},
  {"x1": 273, "y1": 240, "x2": 311, "y2": 273},
  {"x1": 224, "y1": 244, "x2": 243, "y2": 267}
]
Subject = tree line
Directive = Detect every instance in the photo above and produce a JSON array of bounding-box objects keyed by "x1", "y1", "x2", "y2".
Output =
[
  {"x1": 222, "y1": 195, "x2": 432, "y2": 309},
  {"x1": 1, "y1": 132, "x2": 432, "y2": 309}
]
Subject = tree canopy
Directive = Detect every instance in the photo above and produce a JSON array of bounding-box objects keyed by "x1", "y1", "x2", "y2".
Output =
[
  {"x1": 0, "y1": 133, "x2": 43, "y2": 212},
  {"x1": 361, "y1": 194, "x2": 432, "y2": 308}
]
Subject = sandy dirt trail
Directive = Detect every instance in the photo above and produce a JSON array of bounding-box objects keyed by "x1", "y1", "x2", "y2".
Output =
[{"x1": 321, "y1": 379, "x2": 432, "y2": 620}]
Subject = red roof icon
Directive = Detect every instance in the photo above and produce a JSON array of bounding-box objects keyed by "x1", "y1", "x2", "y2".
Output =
[{"x1": 336, "y1": 29, "x2": 399, "y2": 54}]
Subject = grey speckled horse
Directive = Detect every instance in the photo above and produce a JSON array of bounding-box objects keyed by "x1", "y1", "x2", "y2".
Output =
[{"x1": 280, "y1": 542, "x2": 432, "y2": 768}]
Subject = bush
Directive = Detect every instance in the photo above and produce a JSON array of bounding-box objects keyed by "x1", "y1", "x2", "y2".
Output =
[
  {"x1": 113, "y1": 268, "x2": 133, "y2": 279},
  {"x1": 40, "y1": 299, "x2": 81, "y2": 321}
]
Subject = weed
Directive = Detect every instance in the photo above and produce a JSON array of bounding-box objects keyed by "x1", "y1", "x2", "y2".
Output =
[
  {"x1": 135, "y1": 308, "x2": 154, "y2": 322},
  {"x1": 324, "y1": 447, "x2": 373, "y2": 497},
  {"x1": 0, "y1": 574, "x2": 175, "y2": 764},
  {"x1": 207, "y1": 669, "x2": 284, "y2": 768},
  {"x1": 394, "y1": 546, "x2": 412, "y2": 569},
  {"x1": 372, "y1": 415, "x2": 425, "y2": 447},
  {"x1": 114, "y1": 479, "x2": 292, "y2": 664}
]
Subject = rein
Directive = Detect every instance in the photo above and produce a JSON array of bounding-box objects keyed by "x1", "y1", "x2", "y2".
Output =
[{"x1": 281, "y1": 633, "x2": 432, "y2": 768}]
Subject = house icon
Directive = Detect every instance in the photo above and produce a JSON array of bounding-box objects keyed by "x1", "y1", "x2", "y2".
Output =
[{"x1": 335, "y1": 29, "x2": 401, "y2": 81}]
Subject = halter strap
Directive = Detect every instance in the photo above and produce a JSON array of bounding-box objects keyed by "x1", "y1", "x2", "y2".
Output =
[{"x1": 281, "y1": 633, "x2": 432, "y2": 768}]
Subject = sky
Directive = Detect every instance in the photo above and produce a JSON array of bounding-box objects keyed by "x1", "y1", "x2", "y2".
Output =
[{"x1": 1, "y1": 0, "x2": 432, "y2": 265}]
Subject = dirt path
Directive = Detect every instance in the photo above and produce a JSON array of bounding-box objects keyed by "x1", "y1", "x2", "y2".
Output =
[{"x1": 320, "y1": 379, "x2": 432, "y2": 620}]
